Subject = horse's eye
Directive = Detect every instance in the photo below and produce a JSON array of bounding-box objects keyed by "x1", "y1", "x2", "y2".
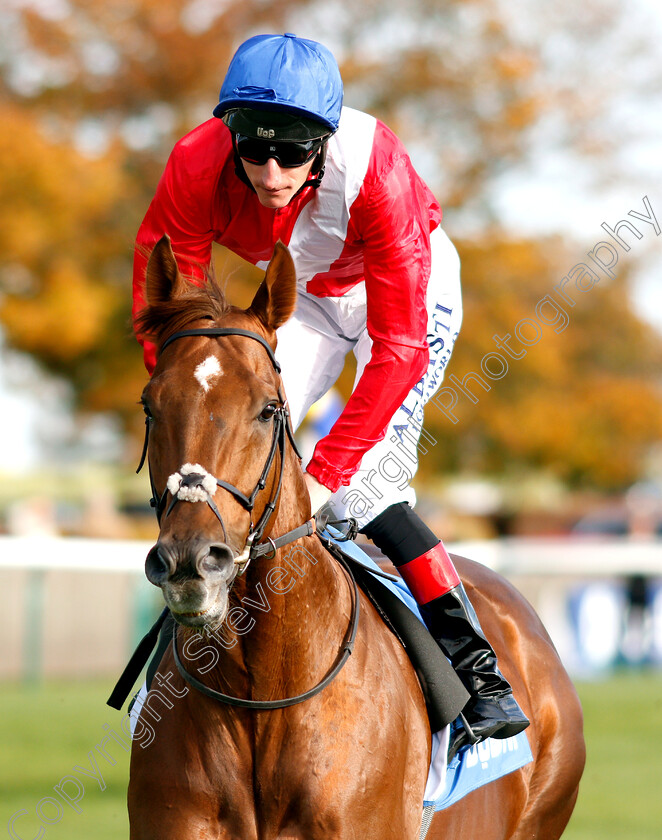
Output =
[
  {"x1": 141, "y1": 400, "x2": 153, "y2": 421},
  {"x1": 258, "y1": 403, "x2": 278, "y2": 422}
]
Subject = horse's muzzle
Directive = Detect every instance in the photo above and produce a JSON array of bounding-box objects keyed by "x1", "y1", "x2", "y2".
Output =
[{"x1": 145, "y1": 538, "x2": 237, "y2": 626}]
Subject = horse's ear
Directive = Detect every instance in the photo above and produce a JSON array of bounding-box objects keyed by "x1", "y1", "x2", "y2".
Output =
[
  {"x1": 248, "y1": 241, "x2": 297, "y2": 332},
  {"x1": 144, "y1": 235, "x2": 188, "y2": 304}
]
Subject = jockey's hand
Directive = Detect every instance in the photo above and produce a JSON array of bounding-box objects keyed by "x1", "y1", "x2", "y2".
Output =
[{"x1": 304, "y1": 472, "x2": 333, "y2": 515}]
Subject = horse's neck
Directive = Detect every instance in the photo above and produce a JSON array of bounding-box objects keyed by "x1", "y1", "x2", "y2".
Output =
[{"x1": 207, "y1": 460, "x2": 350, "y2": 693}]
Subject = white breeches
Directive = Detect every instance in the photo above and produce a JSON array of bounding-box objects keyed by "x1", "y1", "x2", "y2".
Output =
[{"x1": 275, "y1": 226, "x2": 463, "y2": 528}]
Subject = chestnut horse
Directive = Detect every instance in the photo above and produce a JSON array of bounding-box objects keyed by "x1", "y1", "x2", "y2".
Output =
[{"x1": 127, "y1": 236, "x2": 585, "y2": 839}]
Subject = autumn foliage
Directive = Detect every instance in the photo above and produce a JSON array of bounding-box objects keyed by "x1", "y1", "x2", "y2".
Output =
[
  {"x1": 425, "y1": 235, "x2": 662, "y2": 489},
  {"x1": 0, "y1": 0, "x2": 660, "y2": 490}
]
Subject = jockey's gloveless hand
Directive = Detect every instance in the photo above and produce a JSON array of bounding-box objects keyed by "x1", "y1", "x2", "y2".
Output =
[{"x1": 305, "y1": 471, "x2": 333, "y2": 516}]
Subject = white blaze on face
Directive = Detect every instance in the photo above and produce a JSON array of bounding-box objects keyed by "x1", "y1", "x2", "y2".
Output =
[{"x1": 194, "y1": 355, "x2": 222, "y2": 393}]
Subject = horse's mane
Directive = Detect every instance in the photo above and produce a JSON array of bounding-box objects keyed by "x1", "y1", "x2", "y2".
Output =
[{"x1": 134, "y1": 272, "x2": 239, "y2": 347}]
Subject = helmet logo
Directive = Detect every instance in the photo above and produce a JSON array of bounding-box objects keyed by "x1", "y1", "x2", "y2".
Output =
[{"x1": 257, "y1": 127, "x2": 275, "y2": 138}]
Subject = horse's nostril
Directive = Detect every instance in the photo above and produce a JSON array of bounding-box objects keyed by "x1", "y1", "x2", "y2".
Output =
[
  {"x1": 145, "y1": 540, "x2": 233, "y2": 584},
  {"x1": 199, "y1": 543, "x2": 234, "y2": 576},
  {"x1": 145, "y1": 544, "x2": 173, "y2": 585}
]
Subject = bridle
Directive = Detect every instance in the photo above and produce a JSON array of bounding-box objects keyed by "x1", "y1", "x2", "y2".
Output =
[
  {"x1": 125, "y1": 324, "x2": 361, "y2": 712},
  {"x1": 137, "y1": 326, "x2": 314, "y2": 573}
]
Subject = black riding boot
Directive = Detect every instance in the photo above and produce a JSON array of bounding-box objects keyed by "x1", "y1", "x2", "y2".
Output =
[{"x1": 361, "y1": 502, "x2": 529, "y2": 758}]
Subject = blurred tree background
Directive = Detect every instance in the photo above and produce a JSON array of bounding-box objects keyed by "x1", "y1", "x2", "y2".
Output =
[{"x1": 0, "y1": 0, "x2": 661, "y2": 518}]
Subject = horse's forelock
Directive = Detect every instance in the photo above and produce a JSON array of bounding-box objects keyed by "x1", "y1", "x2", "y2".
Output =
[{"x1": 135, "y1": 272, "x2": 234, "y2": 346}]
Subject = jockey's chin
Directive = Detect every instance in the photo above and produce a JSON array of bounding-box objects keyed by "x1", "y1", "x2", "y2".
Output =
[{"x1": 242, "y1": 158, "x2": 315, "y2": 209}]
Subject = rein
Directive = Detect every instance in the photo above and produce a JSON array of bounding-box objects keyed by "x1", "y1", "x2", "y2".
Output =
[
  {"x1": 172, "y1": 546, "x2": 360, "y2": 710},
  {"x1": 120, "y1": 324, "x2": 361, "y2": 713}
]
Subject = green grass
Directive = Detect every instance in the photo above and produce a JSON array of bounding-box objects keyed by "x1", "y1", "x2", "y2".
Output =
[
  {"x1": 0, "y1": 680, "x2": 130, "y2": 840},
  {"x1": 564, "y1": 671, "x2": 662, "y2": 840},
  {"x1": 1, "y1": 672, "x2": 661, "y2": 838}
]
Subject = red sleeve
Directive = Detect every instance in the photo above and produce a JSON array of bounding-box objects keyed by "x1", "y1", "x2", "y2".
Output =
[
  {"x1": 306, "y1": 148, "x2": 436, "y2": 492},
  {"x1": 132, "y1": 126, "x2": 227, "y2": 373}
]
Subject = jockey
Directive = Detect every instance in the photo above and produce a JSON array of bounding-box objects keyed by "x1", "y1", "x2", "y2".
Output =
[{"x1": 132, "y1": 32, "x2": 529, "y2": 754}]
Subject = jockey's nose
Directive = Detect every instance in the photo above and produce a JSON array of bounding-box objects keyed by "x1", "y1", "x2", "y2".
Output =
[
  {"x1": 145, "y1": 538, "x2": 234, "y2": 586},
  {"x1": 260, "y1": 157, "x2": 283, "y2": 188}
]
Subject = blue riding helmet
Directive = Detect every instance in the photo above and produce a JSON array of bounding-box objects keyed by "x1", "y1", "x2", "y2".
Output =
[{"x1": 213, "y1": 33, "x2": 343, "y2": 140}]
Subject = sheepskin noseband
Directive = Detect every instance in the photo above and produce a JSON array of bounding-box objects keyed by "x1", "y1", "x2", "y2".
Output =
[{"x1": 167, "y1": 463, "x2": 218, "y2": 502}]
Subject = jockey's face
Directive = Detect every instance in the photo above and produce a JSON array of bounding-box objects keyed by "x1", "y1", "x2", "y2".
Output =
[{"x1": 242, "y1": 157, "x2": 315, "y2": 209}]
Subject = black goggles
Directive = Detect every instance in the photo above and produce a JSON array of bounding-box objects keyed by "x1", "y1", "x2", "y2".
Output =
[{"x1": 234, "y1": 134, "x2": 326, "y2": 168}]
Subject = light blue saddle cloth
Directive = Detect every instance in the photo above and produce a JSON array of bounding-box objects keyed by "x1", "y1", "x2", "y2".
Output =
[{"x1": 324, "y1": 529, "x2": 533, "y2": 811}]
